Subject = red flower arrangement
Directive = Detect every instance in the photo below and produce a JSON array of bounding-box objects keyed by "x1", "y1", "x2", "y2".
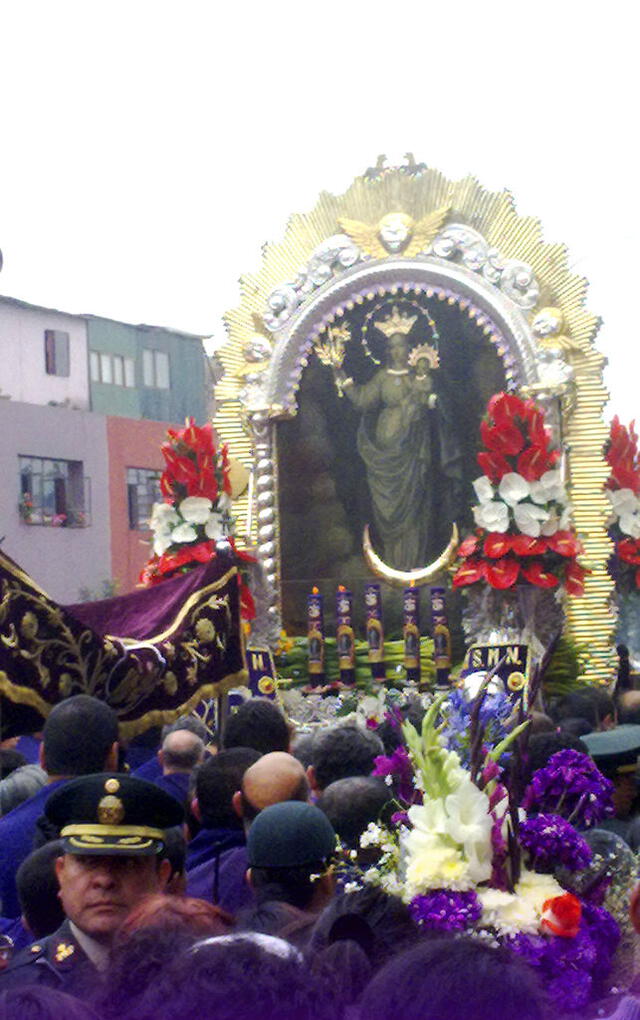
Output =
[
  {"x1": 605, "y1": 417, "x2": 640, "y2": 592},
  {"x1": 139, "y1": 419, "x2": 255, "y2": 619},
  {"x1": 453, "y1": 393, "x2": 587, "y2": 594}
]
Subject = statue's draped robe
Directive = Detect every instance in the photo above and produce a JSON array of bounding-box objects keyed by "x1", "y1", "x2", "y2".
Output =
[{"x1": 347, "y1": 370, "x2": 435, "y2": 570}]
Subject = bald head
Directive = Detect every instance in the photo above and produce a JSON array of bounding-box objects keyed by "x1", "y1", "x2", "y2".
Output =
[
  {"x1": 238, "y1": 751, "x2": 309, "y2": 822},
  {"x1": 618, "y1": 690, "x2": 640, "y2": 726},
  {"x1": 160, "y1": 729, "x2": 206, "y2": 774}
]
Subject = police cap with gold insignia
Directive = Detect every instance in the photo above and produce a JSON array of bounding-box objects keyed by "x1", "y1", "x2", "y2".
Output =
[
  {"x1": 45, "y1": 772, "x2": 184, "y2": 856},
  {"x1": 582, "y1": 725, "x2": 640, "y2": 778}
]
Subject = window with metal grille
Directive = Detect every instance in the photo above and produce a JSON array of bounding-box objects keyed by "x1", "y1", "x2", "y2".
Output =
[
  {"x1": 126, "y1": 467, "x2": 162, "y2": 530},
  {"x1": 44, "y1": 330, "x2": 70, "y2": 376},
  {"x1": 18, "y1": 455, "x2": 91, "y2": 527}
]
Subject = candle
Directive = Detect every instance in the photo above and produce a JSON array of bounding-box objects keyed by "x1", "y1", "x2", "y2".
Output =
[
  {"x1": 403, "y1": 585, "x2": 421, "y2": 684},
  {"x1": 365, "y1": 583, "x2": 385, "y2": 679},
  {"x1": 307, "y1": 586, "x2": 325, "y2": 684},
  {"x1": 430, "y1": 586, "x2": 452, "y2": 689},
  {"x1": 336, "y1": 585, "x2": 355, "y2": 686}
]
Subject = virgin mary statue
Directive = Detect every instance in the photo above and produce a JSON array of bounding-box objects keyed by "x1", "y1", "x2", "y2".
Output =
[{"x1": 333, "y1": 306, "x2": 463, "y2": 571}]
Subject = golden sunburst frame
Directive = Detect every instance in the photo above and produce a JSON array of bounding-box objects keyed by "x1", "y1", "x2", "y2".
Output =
[{"x1": 215, "y1": 156, "x2": 614, "y2": 682}]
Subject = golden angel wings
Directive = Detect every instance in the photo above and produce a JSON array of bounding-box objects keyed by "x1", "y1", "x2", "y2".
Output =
[{"x1": 338, "y1": 204, "x2": 451, "y2": 260}]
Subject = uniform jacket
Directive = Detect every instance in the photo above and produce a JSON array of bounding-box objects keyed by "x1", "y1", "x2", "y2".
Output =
[{"x1": 0, "y1": 919, "x2": 98, "y2": 996}]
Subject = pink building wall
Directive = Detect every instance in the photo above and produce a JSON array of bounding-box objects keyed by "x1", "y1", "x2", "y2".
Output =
[{"x1": 106, "y1": 416, "x2": 169, "y2": 594}]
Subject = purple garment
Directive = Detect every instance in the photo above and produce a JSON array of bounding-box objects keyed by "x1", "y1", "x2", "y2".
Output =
[
  {"x1": 155, "y1": 771, "x2": 191, "y2": 806},
  {"x1": 0, "y1": 916, "x2": 31, "y2": 951},
  {"x1": 0, "y1": 780, "x2": 66, "y2": 919},
  {"x1": 133, "y1": 757, "x2": 162, "y2": 782},
  {"x1": 186, "y1": 827, "x2": 245, "y2": 871},
  {"x1": 187, "y1": 846, "x2": 253, "y2": 915},
  {"x1": 14, "y1": 736, "x2": 41, "y2": 765}
]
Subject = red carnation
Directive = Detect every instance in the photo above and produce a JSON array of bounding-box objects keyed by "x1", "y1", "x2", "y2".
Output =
[{"x1": 541, "y1": 893, "x2": 581, "y2": 938}]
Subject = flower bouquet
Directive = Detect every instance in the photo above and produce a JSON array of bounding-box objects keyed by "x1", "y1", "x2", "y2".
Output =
[
  {"x1": 357, "y1": 689, "x2": 620, "y2": 1013},
  {"x1": 605, "y1": 417, "x2": 640, "y2": 594},
  {"x1": 139, "y1": 419, "x2": 255, "y2": 619},
  {"x1": 453, "y1": 393, "x2": 587, "y2": 596}
]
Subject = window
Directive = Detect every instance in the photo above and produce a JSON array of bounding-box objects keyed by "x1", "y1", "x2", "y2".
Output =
[
  {"x1": 44, "y1": 330, "x2": 70, "y2": 376},
  {"x1": 142, "y1": 349, "x2": 170, "y2": 389},
  {"x1": 127, "y1": 467, "x2": 162, "y2": 530},
  {"x1": 89, "y1": 351, "x2": 100, "y2": 382},
  {"x1": 18, "y1": 456, "x2": 91, "y2": 527},
  {"x1": 89, "y1": 351, "x2": 135, "y2": 387}
]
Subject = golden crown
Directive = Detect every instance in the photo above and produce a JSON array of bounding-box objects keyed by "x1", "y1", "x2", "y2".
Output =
[
  {"x1": 374, "y1": 305, "x2": 418, "y2": 339},
  {"x1": 408, "y1": 343, "x2": 440, "y2": 370}
]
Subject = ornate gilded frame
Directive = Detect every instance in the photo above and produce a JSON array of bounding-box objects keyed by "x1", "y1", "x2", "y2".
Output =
[{"x1": 215, "y1": 159, "x2": 614, "y2": 681}]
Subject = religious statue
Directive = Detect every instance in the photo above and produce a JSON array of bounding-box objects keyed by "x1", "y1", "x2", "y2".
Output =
[{"x1": 328, "y1": 304, "x2": 463, "y2": 571}]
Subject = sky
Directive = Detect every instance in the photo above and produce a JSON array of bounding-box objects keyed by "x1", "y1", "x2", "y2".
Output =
[{"x1": 0, "y1": 2, "x2": 637, "y2": 422}]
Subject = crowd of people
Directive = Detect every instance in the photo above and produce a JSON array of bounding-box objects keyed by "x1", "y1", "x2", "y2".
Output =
[{"x1": 0, "y1": 687, "x2": 640, "y2": 1019}]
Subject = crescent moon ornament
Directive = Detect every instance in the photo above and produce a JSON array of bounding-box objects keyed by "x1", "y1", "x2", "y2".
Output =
[{"x1": 362, "y1": 523, "x2": 459, "y2": 588}]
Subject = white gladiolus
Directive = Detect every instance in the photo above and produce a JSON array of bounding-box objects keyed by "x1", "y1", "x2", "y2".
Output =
[
  {"x1": 513, "y1": 502, "x2": 550, "y2": 537},
  {"x1": 179, "y1": 496, "x2": 213, "y2": 524},
  {"x1": 473, "y1": 476, "x2": 494, "y2": 504},
  {"x1": 171, "y1": 523, "x2": 198, "y2": 543},
  {"x1": 473, "y1": 501, "x2": 509, "y2": 533},
  {"x1": 529, "y1": 470, "x2": 567, "y2": 505},
  {"x1": 498, "y1": 473, "x2": 530, "y2": 506}
]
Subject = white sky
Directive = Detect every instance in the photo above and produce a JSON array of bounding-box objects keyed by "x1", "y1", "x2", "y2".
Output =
[{"x1": 0, "y1": 2, "x2": 637, "y2": 422}]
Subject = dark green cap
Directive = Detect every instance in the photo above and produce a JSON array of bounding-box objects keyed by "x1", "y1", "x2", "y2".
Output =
[
  {"x1": 247, "y1": 801, "x2": 337, "y2": 869},
  {"x1": 45, "y1": 772, "x2": 184, "y2": 856},
  {"x1": 582, "y1": 725, "x2": 640, "y2": 777}
]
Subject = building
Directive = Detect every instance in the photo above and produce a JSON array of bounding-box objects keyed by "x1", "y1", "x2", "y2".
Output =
[{"x1": 0, "y1": 294, "x2": 210, "y2": 603}]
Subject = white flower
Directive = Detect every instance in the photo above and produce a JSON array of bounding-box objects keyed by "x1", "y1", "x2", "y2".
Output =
[
  {"x1": 540, "y1": 509, "x2": 559, "y2": 536},
  {"x1": 171, "y1": 522, "x2": 198, "y2": 543},
  {"x1": 404, "y1": 834, "x2": 471, "y2": 895},
  {"x1": 620, "y1": 512, "x2": 640, "y2": 539},
  {"x1": 153, "y1": 532, "x2": 174, "y2": 556},
  {"x1": 150, "y1": 502, "x2": 180, "y2": 528},
  {"x1": 559, "y1": 505, "x2": 572, "y2": 529},
  {"x1": 360, "y1": 823, "x2": 383, "y2": 849},
  {"x1": 516, "y1": 870, "x2": 564, "y2": 919},
  {"x1": 179, "y1": 496, "x2": 212, "y2": 524},
  {"x1": 513, "y1": 502, "x2": 550, "y2": 537},
  {"x1": 473, "y1": 476, "x2": 494, "y2": 504},
  {"x1": 443, "y1": 779, "x2": 493, "y2": 883},
  {"x1": 218, "y1": 492, "x2": 233, "y2": 512},
  {"x1": 498, "y1": 473, "x2": 531, "y2": 506},
  {"x1": 478, "y1": 888, "x2": 539, "y2": 936},
  {"x1": 473, "y1": 501, "x2": 509, "y2": 533},
  {"x1": 343, "y1": 882, "x2": 360, "y2": 895},
  {"x1": 204, "y1": 512, "x2": 224, "y2": 540},
  {"x1": 529, "y1": 470, "x2": 567, "y2": 506},
  {"x1": 607, "y1": 488, "x2": 639, "y2": 517}
]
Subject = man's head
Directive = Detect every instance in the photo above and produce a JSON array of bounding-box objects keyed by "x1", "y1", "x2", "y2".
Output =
[
  {"x1": 246, "y1": 801, "x2": 337, "y2": 912},
  {"x1": 45, "y1": 773, "x2": 184, "y2": 944},
  {"x1": 158, "y1": 729, "x2": 205, "y2": 775},
  {"x1": 193, "y1": 747, "x2": 261, "y2": 830},
  {"x1": 233, "y1": 752, "x2": 309, "y2": 826},
  {"x1": 317, "y1": 776, "x2": 391, "y2": 849},
  {"x1": 16, "y1": 840, "x2": 65, "y2": 938},
  {"x1": 308, "y1": 724, "x2": 384, "y2": 793},
  {"x1": 222, "y1": 700, "x2": 291, "y2": 755},
  {"x1": 618, "y1": 690, "x2": 640, "y2": 726},
  {"x1": 582, "y1": 725, "x2": 640, "y2": 819},
  {"x1": 41, "y1": 695, "x2": 119, "y2": 778}
]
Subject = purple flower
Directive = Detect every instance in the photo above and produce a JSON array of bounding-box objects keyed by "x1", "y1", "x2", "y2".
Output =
[
  {"x1": 519, "y1": 813, "x2": 593, "y2": 872},
  {"x1": 373, "y1": 746, "x2": 415, "y2": 804},
  {"x1": 506, "y1": 897, "x2": 620, "y2": 1012},
  {"x1": 409, "y1": 889, "x2": 481, "y2": 932},
  {"x1": 522, "y1": 749, "x2": 614, "y2": 828}
]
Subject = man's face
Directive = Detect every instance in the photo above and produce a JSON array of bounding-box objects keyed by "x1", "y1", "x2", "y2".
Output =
[{"x1": 55, "y1": 853, "x2": 169, "y2": 943}]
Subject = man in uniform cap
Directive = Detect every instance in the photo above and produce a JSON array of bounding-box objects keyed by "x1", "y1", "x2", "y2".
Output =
[
  {"x1": 0, "y1": 773, "x2": 183, "y2": 995},
  {"x1": 583, "y1": 724, "x2": 640, "y2": 843}
]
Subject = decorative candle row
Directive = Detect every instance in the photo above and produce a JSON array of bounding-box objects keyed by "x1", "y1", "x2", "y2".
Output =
[{"x1": 307, "y1": 583, "x2": 451, "y2": 687}]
